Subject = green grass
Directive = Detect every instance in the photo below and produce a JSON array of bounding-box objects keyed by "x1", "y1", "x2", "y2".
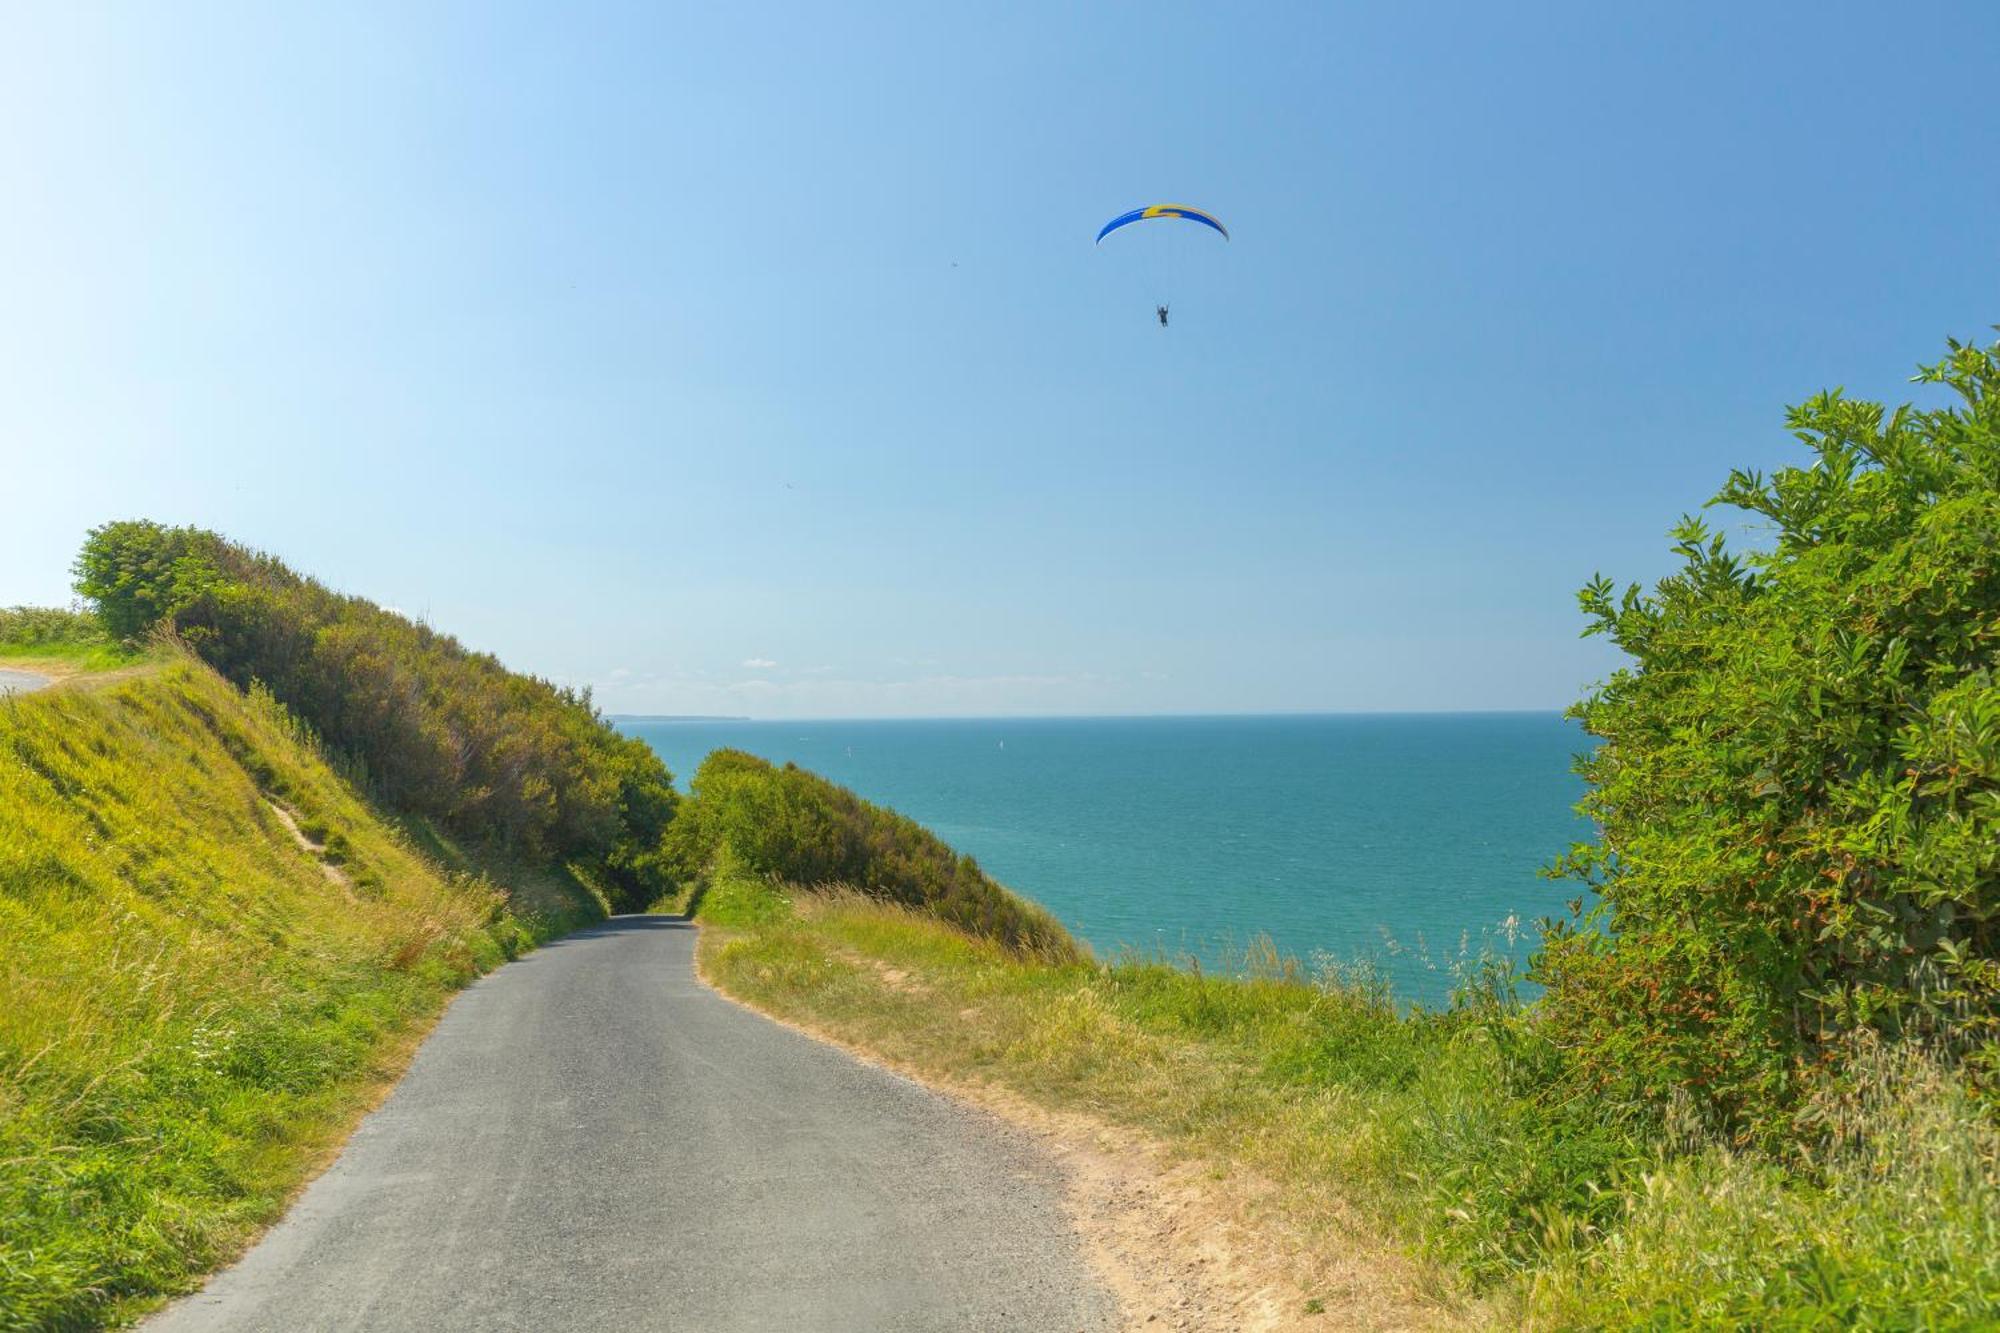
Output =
[
  {"x1": 0, "y1": 606, "x2": 144, "y2": 672},
  {"x1": 1528, "y1": 1042, "x2": 2000, "y2": 1329},
  {"x1": 0, "y1": 642, "x2": 138, "y2": 672},
  {"x1": 695, "y1": 871, "x2": 2000, "y2": 1329},
  {"x1": 0, "y1": 657, "x2": 602, "y2": 1330},
  {"x1": 686, "y1": 846, "x2": 795, "y2": 928}
]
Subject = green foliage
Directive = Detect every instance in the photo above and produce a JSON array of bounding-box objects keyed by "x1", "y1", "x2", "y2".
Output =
[
  {"x1": 0, "y1": 605, "x2": 105, "y2": 651},
  {"x1": 671, "y1": 748, "x2": 1079, "y2": 957},
  {"x1": 71, "y1": 521, "x2": 226, "y2": 642},
  {"x1": 70, "y1": 522, "x2": 678, "y2": 911},
  {"x1": 0, "y1": 662, "x2": 596, "y2": 1329},
  {"x1": 1538, "y1": 335, "x2": 2000, "y2": 1139},
  {"x1": 692, "y1": 847, "x2": 794, "y2": 928},
  {"x1": 0, "y1": 605, "x2": 139, "y2": 670}
]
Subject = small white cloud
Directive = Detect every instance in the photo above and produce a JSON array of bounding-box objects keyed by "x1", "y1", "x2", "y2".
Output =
[{"x1": 743, "y1": 657, "x2": 778, "y2": 670}]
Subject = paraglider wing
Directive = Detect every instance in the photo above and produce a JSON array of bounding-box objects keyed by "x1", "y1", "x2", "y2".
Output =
[{"x1": 1095, "y1": 205, "x2": 1230, "y2": 245}]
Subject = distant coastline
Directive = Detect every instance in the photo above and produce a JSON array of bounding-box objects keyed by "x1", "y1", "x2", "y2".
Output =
[{"x1": 611, "y1": 714, "x2": 753, "y2": 723}]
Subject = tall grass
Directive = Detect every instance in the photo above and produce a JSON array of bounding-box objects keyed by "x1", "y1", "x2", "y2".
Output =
[
  {"x1": 0, "y1": 658, "x2": 599, "y2": 1329},
  {"x1": 1530, "y1": 1040, "x2": 2000, "y2": 1328}
]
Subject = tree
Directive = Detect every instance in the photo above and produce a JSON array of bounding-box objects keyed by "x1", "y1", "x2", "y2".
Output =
[{"x1": 71, "y1": 521, "x2": 224, "y2": 641}]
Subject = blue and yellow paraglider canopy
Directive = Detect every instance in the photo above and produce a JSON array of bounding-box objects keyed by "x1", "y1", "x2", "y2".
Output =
[{"x1": 1095, "y1": 205, "x2": 1230, "y2": 244}]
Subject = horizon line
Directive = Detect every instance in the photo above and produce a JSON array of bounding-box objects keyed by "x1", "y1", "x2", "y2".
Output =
[{"x1": 607, "y1": 706, "x2": 1574, "y2": 724}]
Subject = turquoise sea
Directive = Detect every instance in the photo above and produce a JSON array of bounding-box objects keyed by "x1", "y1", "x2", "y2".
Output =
[{"x1": 621, "y1": 713, "x2": 1594, "y2": 1007}]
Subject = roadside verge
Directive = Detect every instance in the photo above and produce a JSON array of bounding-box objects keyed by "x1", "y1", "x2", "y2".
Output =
[{"x1": 692, "y1": 885, "x2": 1466, "y2": 1332}]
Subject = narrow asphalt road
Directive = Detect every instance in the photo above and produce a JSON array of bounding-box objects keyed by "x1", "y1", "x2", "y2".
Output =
[
  {"x1": 0, "y1": 668, "x2": 49, "y2": 696},
  {"x1": 148, "y1": 916, "x2": 1114, "y2": 1332}
]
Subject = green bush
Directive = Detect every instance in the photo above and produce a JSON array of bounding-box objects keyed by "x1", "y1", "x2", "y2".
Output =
[
  {"x1": 70, "y1": 521, "x2": 226, "y2": 642},
  {"x1": 1537, "y1": 335, "x2": 2000, "y2": 1140},
  {"x1": 71, "y1": 523, "x2": 679, "y2": 911},
  {"x1": 0, "y1": 605, "x2": 138, "y2": 670},
  {"x1": 670, "y1": 748, "x2": 1079, "y2": 958},
  {"x1": 693, "y1": 846, "x2": 795, "y2": 928},
  {"x1": 0, "y1": 605, "x2": 103, "y2": 649}
]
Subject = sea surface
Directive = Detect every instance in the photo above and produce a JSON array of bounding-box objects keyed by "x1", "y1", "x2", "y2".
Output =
[{"x1": 620, "y1": 713, "x2": 1594, "y2": 1008}]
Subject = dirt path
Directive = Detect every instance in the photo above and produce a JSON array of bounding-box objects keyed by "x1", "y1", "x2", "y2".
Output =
[
  {"x1": 266, "y1": 800, "x2": 357, "y2": 896},
  {"x1": 0, "y1": 656, "x2": 157, "y2": 695}
]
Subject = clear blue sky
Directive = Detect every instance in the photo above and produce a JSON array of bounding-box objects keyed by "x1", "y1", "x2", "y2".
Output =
[{"x1": 4, "y1": 3, "x2": 1995, "y2": 717}]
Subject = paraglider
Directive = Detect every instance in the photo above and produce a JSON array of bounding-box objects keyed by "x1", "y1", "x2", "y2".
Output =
[
  {"x1": 1094, "y1": 205, "x2": 1230, "y2": 245},
  {"x1": 1097, "y1": 205, "x2": 1228, "y2": 327}
]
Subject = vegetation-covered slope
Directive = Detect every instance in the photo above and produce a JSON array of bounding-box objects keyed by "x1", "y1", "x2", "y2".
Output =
[
  {"x1": 0, "y1": 658, "x2": 599, "y2": 1330},
  {"x1": 73, "y1": 524, "x2": 677, "y2": 911},
  {"x1": 666, "y1": 748, "x2": 1079, "y2": 958}
]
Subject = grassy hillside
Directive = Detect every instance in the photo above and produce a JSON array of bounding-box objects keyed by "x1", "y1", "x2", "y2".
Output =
[
  {"x1": 665, "y1": 748, "x2": 1080, "y2": 958},
  {"x1": 696, "y1": 868, "x2": 2000, "y2": 1328},
  {"x1": 74, "y1": 523, "x2": 678, "y2": 911},
  {"x1": 0, "y1": 657, "x2": 600, "y2": 1330}
]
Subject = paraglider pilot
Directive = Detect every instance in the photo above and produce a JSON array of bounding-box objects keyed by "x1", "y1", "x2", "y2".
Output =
[{"x1": 1157, "y1": 304, "x2": 1170, "y2": 328}]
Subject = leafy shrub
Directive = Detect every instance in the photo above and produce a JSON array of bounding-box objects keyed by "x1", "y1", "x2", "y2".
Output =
[
  {"x1": 1537, "y1": 335, "x2": 2000, "y2": 1140},
  {"x1": 670, "y1": 748, "x2": 1079, "y2": 957},
  {"x1": 70, "y1": 521, "x2": 227, "y2": 642},
  {"x1": 71, "y1": 523, "x2": 678, "y2": 910},
  {"x1": 693, "y1": 846, "x2": 794, "y2": 928},
  {"x1": 0, "y1": 604, "x2": 137, "y2": 669},
  {"x1": 1, "y1": 605, "x2": 105, "y2": 648}
]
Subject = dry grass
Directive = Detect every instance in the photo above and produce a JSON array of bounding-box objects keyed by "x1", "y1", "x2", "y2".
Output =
[{"x1": 697, "y1": 882, "x2": 1476, "y2": 1329}]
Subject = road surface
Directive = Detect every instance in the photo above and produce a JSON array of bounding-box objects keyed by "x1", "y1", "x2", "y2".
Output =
[
  {"x1": 0, "y1": 668, "x2": 49, "y2": 696},
  {"x1": 148, "y1": 916, "x2": 1113, "y2": 1332}
]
